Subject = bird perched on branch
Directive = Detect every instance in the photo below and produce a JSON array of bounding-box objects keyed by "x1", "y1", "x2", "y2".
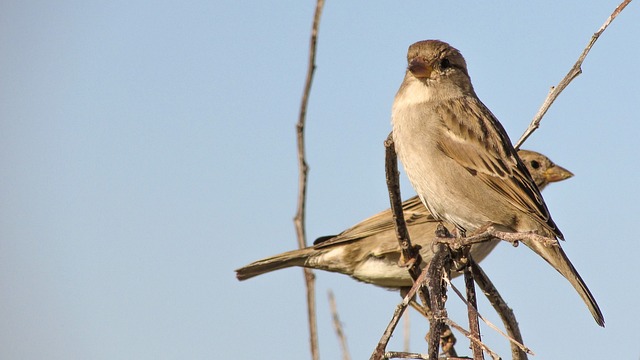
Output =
[
  {"x1": 391, "y1": 39, "x2": 603, "y2": 326},
  {"x1": 236, "y1": 150, "x2": 570, "y2": 286}
]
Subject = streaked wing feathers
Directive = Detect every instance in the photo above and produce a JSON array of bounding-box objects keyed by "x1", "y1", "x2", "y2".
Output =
[
  {"x1": 314, "y1": 196, "x2": 439, "y2": 249},
  {"x1": 434, "y1": 96, "x2": 562, "y2": 239}
]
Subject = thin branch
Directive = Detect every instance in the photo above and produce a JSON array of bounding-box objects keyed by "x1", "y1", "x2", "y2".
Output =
[
  {"x1": 328, "y1": 290, "x2": 351, "y2": 360},
  {"x1": 384, "y1": 136, "x2": 431, "y2": 308},
  {"x1": 396, "y1": 221, "x2": 547, "y2": 359},
  {"x1": 407, "y1": 302, "x2": 459, "y2": 358},
  {"x1": 408, "y1": 294, "x2": 500, "y2": 359},
  {"x1": 435, "y1": 225, "x2": 559, "y2": 250},
  {"x1": 384, "y1": 135, "x2": 428, "y2": 281},
  {"x1": 426, "y1": 242, "x2": 450, "y2": 360},
  {"x1": 409, "y1": 295, "x2": 501, "y2": 360},
  {"x1": 384, "y1": 351, "x2": 430, "y2": 360},
  {"x1": 293, "y1": 1, "x2": 325, "y2": 359},
  {"x1": 385, "y1": 351, "x2": 478, "y2": 360},
  {"x1": 432, "y1": 230, "x2": 490, "y2": 360},
  {"x1": 403, "y1": 310, "x2": 411, "y2": 353},
  {"x1": 471, "y1": 261, "x2": 532, "y2": 359},
  {"x1": 370, "y1": 262, "x2": 431, "y2": 360},
  {"x1": 462, "y1": 252, "x2": 484, "y2": 360},
  {"x1": 514, "y1": 0, "x2": 633, "y2": 149},
  {"x1": 444, "y1": 318, "x2": 501, "y2": 360},
  {"x1": 446, "y1": 273, "x2": 532, "y2": 357},
  {"x1": 412, "y1": 224, "x2": 534, "y2": 358}
]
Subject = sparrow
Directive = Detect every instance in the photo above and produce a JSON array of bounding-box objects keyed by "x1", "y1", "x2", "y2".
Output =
[
  {"x1": 235, "y1": 150, "x2": 570, "y2": 287},
  {"x1": 391, "y1": 39, "x2": 603, "y2": 326}
]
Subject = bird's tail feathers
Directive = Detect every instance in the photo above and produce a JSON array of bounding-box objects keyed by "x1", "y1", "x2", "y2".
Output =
[
  {"x1": 524, "y1": 239, "x2": 605, "y2": 327},
  {"x1": 235, "y1": 248, "x2": 314, "y2": 281}
]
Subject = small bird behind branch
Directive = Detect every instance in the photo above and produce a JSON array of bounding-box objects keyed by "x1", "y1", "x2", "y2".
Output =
[
  {"x1": 391, "y1": 39, "x2": 604, "y2": 326},
  {"x1": 235, "y1": 150, "x2": 570, "y2": 287}
]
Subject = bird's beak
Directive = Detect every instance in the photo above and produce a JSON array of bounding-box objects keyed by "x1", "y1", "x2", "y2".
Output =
[
  {"x1": 408, "y1": 58, "x2": 434, "y2": 79},
  {"x1": 545, "y1": 164, "x2": 574, "y2": 183}
]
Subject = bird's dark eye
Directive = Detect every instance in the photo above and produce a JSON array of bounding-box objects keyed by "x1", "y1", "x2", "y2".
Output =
[
  {"x1": 529, "y1": 160, "x2": 540, "y2": 169},
  {"x1": 440, "y1": 58, "x2": 451, "y2": 69}
]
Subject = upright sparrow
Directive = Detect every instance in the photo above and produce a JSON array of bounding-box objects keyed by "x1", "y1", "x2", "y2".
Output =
[
  {"x1": 236, "y1": 150, "x2": 571, "y2": 287},
  {"x1": 391, "y1": 40, "x2": 603, "y2": 326}
]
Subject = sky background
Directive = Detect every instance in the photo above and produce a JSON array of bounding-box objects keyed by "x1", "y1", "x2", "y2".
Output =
[{"x1": 1, "y1": 1, "x2": 639, "y2": 359}]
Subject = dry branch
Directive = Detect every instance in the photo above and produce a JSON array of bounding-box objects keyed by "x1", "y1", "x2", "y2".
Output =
[
  {"x1": 514, "y1": 0, "x2": 632, "y2": 149},
  {"x1": 435, "y1": 225, "x2": 559, "y2": 250},
  {"x1": 426, "y1": 241, "x2": 450, "y2": 360},
  {"x1": 403, "y1": 311, "x2": 411, "y2": 352},
  {"x1": 444, "y1": 319, "x2": 501, "y2": 360},
  {"x1": 384, "y1": 135, "x2": 432, "y2": 308},
  {"x1": 446, "y1": 248, "x2": 533, "y2": 358},
  {"x1": 328, "y1": 290, "x2": 351, "y2": 360},
  {"x1": 370, "y1": 263, "x2": 432, "y2": 360},
  {"x1": 384, "y1": 351, "x2": 430, "y2": 360},
  {"x1": 293, "y1": 1, "x2": 325, "y2": 359},
  {"x1": 462, "y1": 252, "x2": 484, "y2": 360},
  {"x1": 471, "y1": 261, "x2": 532, "y2": 359}
]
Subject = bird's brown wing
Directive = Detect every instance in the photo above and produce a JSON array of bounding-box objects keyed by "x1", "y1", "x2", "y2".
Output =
[
  {"x1": 434, "y1": 96, "x2": 563, "y2": 239},
  {"x1": 314, "y1": 196, "x2": 439, "y2": 249}
]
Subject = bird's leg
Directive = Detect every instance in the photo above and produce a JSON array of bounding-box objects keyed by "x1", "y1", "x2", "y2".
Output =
[
  {"x1": 398, "y1": 244, "x2": 423, "y2": 268},
  {"x1": 435, "y1": 223, "x2": 453, "y2": 238},
  {"x1": 439, "y1": 325, "x2": 458, "y2": 358}
]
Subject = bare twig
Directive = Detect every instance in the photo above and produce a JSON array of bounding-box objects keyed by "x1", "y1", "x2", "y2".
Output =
[
  {"x1": 384, "y1": 351, "x2": 430, "y2": 360},
  {"x1": 328, "y1": 290, "x2": 351, "y2": 360},
  {"x1": 407, "y1": 289, "x2": 500, "y2": 359},
  {"x1": 409, "y1": 249, "x2": 521, "y2": 359},
  {"x1": 514, "y1": 0, "x2": 633, "y2": 149},
  {"x1": 436, "y1": 225, "x2": 559, "y2": 250},
  {"x1": 444, "y1": 318, "x2": 501, "y2": 360},
  {"x1": 407, "y1": 298, "x2": 500, "y2": 360},
  {"x1": 446, "y1": 273, "x2": 532, "y2": 357},
  {"x1": 403, "y1": 310, "x2": 411, "y2": 352},
  {"x1": 462, "y1": 252, "x2": 484, "y2": 360},
  {"x1": 370, "y1": 263, "x2": 431, "y2": 360},
  {"x1": 384, "y1": 136, "x2": 431, "y2": 307},
  {"x1": 407, "y1": 302, "x2": 459, "y2": 358},
  {"x1": 384, "y1": 136, "x2": 428, "y2": 282},
  {"x1": 293, "y1": 1, "x2": 325, "y2": 359},
  {"x1": 426, "y1": 242, "x2": 450, "y2": 360},
  {"x1": 394, "y1": 220, "x2": 545, "y2": 359},
  {"x1": 471, "y1": 261, "x2": 532, "y2": 359}
]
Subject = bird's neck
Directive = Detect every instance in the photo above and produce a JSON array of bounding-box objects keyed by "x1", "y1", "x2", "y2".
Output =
[{"x1": 393, "y1": 76, "x2": 472, "y2": 109}]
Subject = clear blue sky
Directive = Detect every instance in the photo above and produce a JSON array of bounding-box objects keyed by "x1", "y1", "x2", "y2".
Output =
[{"x1": 1, "y1": 1, "x2": 638, "y2": 359}]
